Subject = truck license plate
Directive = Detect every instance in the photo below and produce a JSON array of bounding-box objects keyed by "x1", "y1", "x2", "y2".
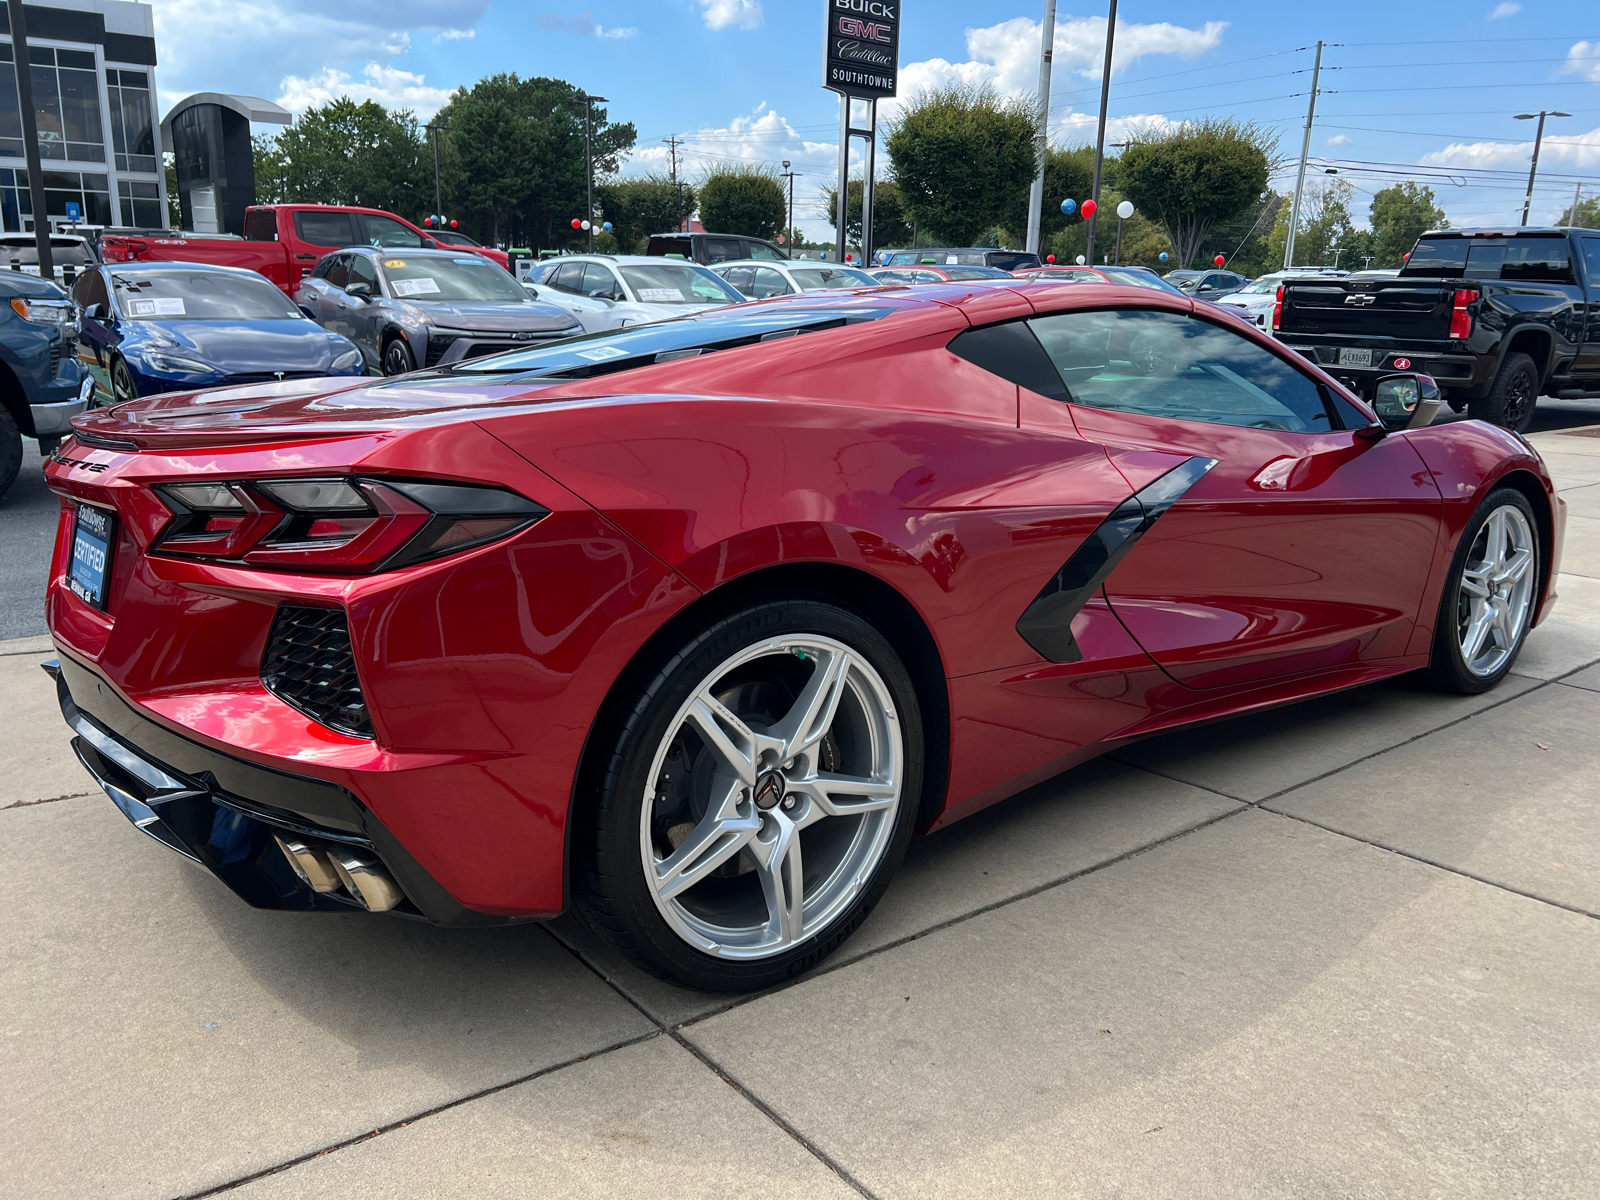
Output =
[
  {"x1": 69, "y1": 504, "x2": 114, "y2": 610},
  {"x1": 1337, "y1": 347, "x2": 1373, "y2": 368}
]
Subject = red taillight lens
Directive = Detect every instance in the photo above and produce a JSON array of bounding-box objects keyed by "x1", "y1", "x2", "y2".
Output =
[
  {"x1": 1449, "y1": 288, "x2": 1476, "y2": 340},
  {"x1": 1271, "y1": 284, "x2": 1284, "y2": 331},
  {"x1": 152, "y1": 477, "x2": 548, "y2": 573}
]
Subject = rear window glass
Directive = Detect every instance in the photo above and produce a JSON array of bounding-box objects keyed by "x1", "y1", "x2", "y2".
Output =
[
  {"x1": 986, "y1": 252, "x2": 1039, "y2": 271},
  {"x1": 1498, "y1": 238, "x2": 1573, "y2": 283},
  {"x1": 1404, "y1": 236, "x2": 1572, "y2": 283}
]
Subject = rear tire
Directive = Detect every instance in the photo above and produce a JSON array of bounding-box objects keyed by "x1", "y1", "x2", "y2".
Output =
[
  {"x1": 1469, "y1": 352, "x2": 1538, "y2": 433},
  {"x1": 578, "y1": 596, "x2": 923, "y2": 991},
  {"x1": 0, "y1": 406, "x2": 22, "y2": 499},
  {"x1": 1428, "y1": 487, "x2": 1540, "y2": 693}
]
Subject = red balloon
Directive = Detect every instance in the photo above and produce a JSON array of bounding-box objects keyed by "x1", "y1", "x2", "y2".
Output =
[
  {"x1": 1081, "y1": 199, "x2": 1097, "y2": 219},
  {"x1": 1046, "y1": 254, "x2": 1056, "y2": 263},
  {"x1": 1214, "y1": 254, "x2": 1226, "y2": 266},
  {"x1": 450, "y1": 219, "x2": 458, "y2": 229},
  {"x1": 571, "y1": 218, "x2": 582, "y2": 229}
]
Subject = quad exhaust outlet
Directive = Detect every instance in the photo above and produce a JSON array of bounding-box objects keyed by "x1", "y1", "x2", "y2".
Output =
[{"x1": 274, "y1": 836, "x2": 405, "y2": 912}]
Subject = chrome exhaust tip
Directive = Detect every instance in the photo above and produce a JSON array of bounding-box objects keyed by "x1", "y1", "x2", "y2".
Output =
[
  {"x1": 324, "y1": 845, "x2": 405, "y2": 913},
  {"x1": 274, "y1": 836, "x2": 342, "y2": 893}
]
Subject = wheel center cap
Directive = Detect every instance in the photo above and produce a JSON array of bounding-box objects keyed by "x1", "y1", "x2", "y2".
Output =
[{"x1": 753, "y1": 769, "x2": 786, "y2": 811}]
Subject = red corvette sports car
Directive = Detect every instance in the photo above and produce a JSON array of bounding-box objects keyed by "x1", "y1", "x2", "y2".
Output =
[{"x1": 44, "y1": 280, "x2": 1564, "y2": 991}]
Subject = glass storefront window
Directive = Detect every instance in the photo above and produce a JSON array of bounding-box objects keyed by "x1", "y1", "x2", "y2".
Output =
[
  {"x1": 118, "y1": 178, "x2": 161, "y2": 227},
  {"x1": 0, "y1": 167, "x2": 113, "y2": 231},
  {"x1": 108, "y1": 69, "x2": 155, "y2": 173},
  {"x1": 0, "y1": 43, "x2": 105, "y2": 164}
]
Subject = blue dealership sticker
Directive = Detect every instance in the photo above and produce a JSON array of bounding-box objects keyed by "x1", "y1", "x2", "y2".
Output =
[{"x1": 70, "y1": 505, "x2": 113, "y2": 607}]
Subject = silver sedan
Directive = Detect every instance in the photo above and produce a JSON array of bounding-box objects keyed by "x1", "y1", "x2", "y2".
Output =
[{"x1": 295, "y1": 246, "x2": 581, "y2": 374}]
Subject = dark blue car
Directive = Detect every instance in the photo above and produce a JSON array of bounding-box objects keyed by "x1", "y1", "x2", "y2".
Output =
[
  {"x1": 72, "y1": 262, "x2": 367, "y2": 405},
  {"x1": 0, "y1": 271, "x2": 89, "y2": 498}
]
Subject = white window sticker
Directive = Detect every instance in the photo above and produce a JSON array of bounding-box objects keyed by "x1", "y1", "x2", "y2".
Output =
[
  {"x1": 637, "y1": 288, "x2": 685, "y2": 302},
  {"x1": 452, "y1": 257, "x2": 482, "y2": 265},
  {"x1": 127, "y1": 297, "x2": 186, "y2": 316},
  {"x1": 946, "y1": 255, "x2": 958, "y2": 265},
  {"x1": 575, "y1": 345, "x2": 629, "y2": 361},
  {"x1": 390, "y1": 277, "x2": 441, "y2": 297}
]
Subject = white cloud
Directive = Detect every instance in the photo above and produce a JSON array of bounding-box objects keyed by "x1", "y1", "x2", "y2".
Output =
[
  {"x1": 629, "y1": 104, "x2": 835, "y2": 178},
  {"x1": 1563, "y1": 40, "x2": 1600, "y2": 83},
  {"x1": 1421, "y1": 125, "x2": 1600, "y2": 171},
  {"x1": 534, "y1": 10, "x2": 638, "y2": 38},
  {"x1": 278, "y1": 63, "x2": 454, "y2": 119},
  {"x1": 700, "y1": 0, "x2": 762, "y2": 31},
  {"x1": 1488, "y1": 2, "x2": 1522, "y2": 18},
  {"x1": 433, "y1": 28, "x2": 475, "y2": 43},
  {"x1": 1327, "y1": 133, "x2": 1353, "y2": 145},
  {"x1": 885, "y1": 14, "x2": 1224, "y2": 135}
]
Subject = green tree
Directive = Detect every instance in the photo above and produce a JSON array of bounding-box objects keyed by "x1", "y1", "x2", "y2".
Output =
[
  {"x1": 1369, "y1": 182, "x2": 1449, "y2": 267},
  {"x1": 697, "y1": 164, "x2": 786, "y2": 239},
  {"x1": 272, "y1": 98, "x2": 430, "y2": 215},
  {"x1": 821, "y1": 178, "x2": 913, "y2": 249},
  {"x1": 885, "y1": 82, "x2": 1037, "y2": 246},
  {"x1": 1267, "y1": 180, "x2": 1357, "y2": 268},
  {"x1": 597, "y1": 175, "x2": 698, "y2": 253},
  {"x1": 252, "y1": 134, "x2": 287, "y2": 204},
  {"x1": 162, "y1": 152, "x2": 180, "y2": 228},
  {"x1": 1194, "y1": 192, "x2": 1281, "y2": 276},
  {"x1": 1557, "y1": 194, "x2": 1600, "y2": 229},
  {"x1": 1117, "y1": 117, "x2": 1277, "y2": 269}
]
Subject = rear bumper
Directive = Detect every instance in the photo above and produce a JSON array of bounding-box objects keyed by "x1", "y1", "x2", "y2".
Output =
[
  {"x1": 51, "y1": 651, "x2": 528, "y2": 927},
  {"x1": 1279, "y1": 339, "x2": 1485, "y2": 397}
]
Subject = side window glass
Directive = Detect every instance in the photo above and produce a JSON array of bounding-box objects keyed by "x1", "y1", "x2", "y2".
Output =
[
  {"x1": 948, "y1": 320, "x2": 1070, "y2": 403},
  {"x1": 581, "y1": 262, "x2": 617, "y2": 298},
  {"x1": 349, "y1": 255, "x2": 378, "y2": 290},
  {"x1": 722, "y1": 267, "x2": 754, "y2": 295},
  {"x1": 751, "y1": 267, "x2": 791, "y2": 298},
  {"x1": 73, "y1": 269, "x2": 108, "y2": 309},
  {"x1": 1585, "y1": 239, "x2": 1600, "y2": 287},
  {"x1": 323, "y1": 254, "x2": 350, "y2": 289},
  {"x1": 294, "y1": 212, "x2": 357, "y2": 248},
  {"x1": 362, "y1": 214, "x2": 424, "y2": 249},
  {"x1": 551, "y1": 262, "x2": 584, "y2": 294},
  {"x1": 704, "y1": 238, "x2": 743, "y2": 263},
  {"x1": 748, "y1": 242, "x2": 782, "y2": 261},
  {"x1": 1028, "y1": 309, "x2": 1335, "y2": 432},
  {"x1": 244, "y1": 209, "x2": 278, "y2": 241}
]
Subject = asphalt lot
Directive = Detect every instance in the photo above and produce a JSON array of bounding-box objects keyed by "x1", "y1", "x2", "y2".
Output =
[{"x1": 2, "y1": 426, "x2": 1600, "y2": 1197}]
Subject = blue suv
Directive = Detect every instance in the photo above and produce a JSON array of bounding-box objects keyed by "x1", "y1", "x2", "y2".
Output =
[{"x1": 0, "y1": 271, "x2": 89, "y2": 498}]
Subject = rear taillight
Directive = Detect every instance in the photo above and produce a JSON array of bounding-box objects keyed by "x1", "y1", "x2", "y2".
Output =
[
  {"x1": 1448, "y1": 288, "x2": 1477, "y2": 340},
  {"x1": 1271, "y1": 284, "x2": 1284, "y2": 331},
  {"x1": 153, "y1": 477, "x2": 548, "y2": 573}
]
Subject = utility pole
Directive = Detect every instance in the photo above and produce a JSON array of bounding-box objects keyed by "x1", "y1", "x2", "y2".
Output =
[
  {"x1": 425, "y1": 121, "x2": 449, "y2": 227},
  {"x1": 781, "y1": 160, "x2": 798, "y2": 249},
  {"x1": 1084, "y1": 0, "x2": 1118, "y2": 265},
  {"x1": 1284, "y1": 40, "x2": 1324, "y2": 270},
  {"x1": 1025, "y1": 0, "x2": 1058, "y2": 256},
  {"x1": 1571, "y1": 182, "x2": 1584, "y2": 227},
  {"x1": 662, "y1": 135, "x2": 684, "y2": 232},
  {"x1": 7, "y1": 0, "x2": 53, "y2": 279},
  {"x1": 579, "y1": 94, "x2": 607, "y2": 251},
  {"x1": 1515, "y1": 110, "x2": 1569, "y2": 226}
]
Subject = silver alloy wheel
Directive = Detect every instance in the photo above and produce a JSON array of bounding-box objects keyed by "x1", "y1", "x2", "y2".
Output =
[
  {"x1": 638, "y1": 636, "x2": 903, "y2": 960},
  {"x1": 1457, "y1": 504, "x2": 1536, "y2": 677}
]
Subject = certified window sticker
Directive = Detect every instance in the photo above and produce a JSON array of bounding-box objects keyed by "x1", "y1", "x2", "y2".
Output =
[{"x1": 576, "y1": 345, "x2": 629, "y2": 361}]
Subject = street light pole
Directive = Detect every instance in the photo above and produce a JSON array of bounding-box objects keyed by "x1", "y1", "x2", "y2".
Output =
[
  {"x1": 425, "y1": 121, "x2": 449, "y2": 226},
  {"x1": 1084, "y1": 0, "x2": 1118, "y2": 266},
  {"x1": 1025, "y1": 0, "x2": 1058, "y2": 257},
  {"x1": 781, "y1": 160, "x2": 797, "y2": 250},
  {"x1": 1515, "y1": 110, "x2": 1569, "y2": 226},
  {"x1": 580, "y1": 95, "x2": 608, "y2": 251}
]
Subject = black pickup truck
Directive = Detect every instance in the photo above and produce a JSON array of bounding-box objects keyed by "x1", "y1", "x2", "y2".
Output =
[{"x1": 1273, "y1": 228, "x2": 1600, "y2": 431}]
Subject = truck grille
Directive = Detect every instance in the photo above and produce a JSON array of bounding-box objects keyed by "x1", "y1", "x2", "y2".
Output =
[{"x1": 260, "y1": 605, "x2": 373, "y2": 738}]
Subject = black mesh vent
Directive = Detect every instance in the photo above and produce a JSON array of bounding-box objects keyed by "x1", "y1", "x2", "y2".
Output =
[{"x1": 261, "y1": 606, "x2": 373, "y2": 738}]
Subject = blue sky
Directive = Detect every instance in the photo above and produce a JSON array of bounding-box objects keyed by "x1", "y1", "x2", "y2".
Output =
[{"x1": 149, "y1": 0, "x2": 1600, "y2": 241}]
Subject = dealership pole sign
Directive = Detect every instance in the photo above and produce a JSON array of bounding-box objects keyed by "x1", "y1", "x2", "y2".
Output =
[{"x1": 824, "y1": 0, "x2": 899, "y2": 99}]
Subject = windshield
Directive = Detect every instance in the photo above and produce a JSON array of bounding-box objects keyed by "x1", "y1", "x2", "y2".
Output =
[
  {"x1": 380, "y1": 255, "x2": 527, "y2": 302},
  {"x1": 111, "y1": 270, "x2": 302, "y2": 320},
  {"x1": 1098, "y1": 267, "x2": 1185, "y2": 294},
  {"x1": 1239, "y1": 278, "x2": 1280, "y2": 294},
  {"x1": 620, "y1": 263, "x2": 743, "y2": 305},
  {"x1": 451, "y1": 304, "x2": 895, "y2": 377},
  {"x1": 790, "y1": 266, "x2": 876, "y2": 290},
  {"x1": 945, "y1": 266, "x2": 1011, "y2": 280}
]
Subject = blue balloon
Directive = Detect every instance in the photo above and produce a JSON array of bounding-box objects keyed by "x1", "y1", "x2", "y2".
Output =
[
  {"x1": 602, "y1": 221, "x2": 613, "y2": 232},
  {"x1": 1060, "y1": 198, "x2": 1077, "y2": 215},
  {"x1": 1158, "y1": 251, "x2": 1169, "y2": 262}
]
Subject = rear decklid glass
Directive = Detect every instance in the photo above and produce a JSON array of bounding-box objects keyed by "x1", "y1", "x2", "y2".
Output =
[{"x1": 1402, "y1": 233, "x2": 1573, "y2": 283}]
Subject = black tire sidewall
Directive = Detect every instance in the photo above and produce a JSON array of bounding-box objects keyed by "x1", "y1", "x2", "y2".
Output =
[
  {"x1": 0, "y1": 405, "x2": 21, "y2": 499},
  {"x1": 111, "y1": 358, "x2": 137, "y2": 404},
  {"x1": 383, "y1": 338, "x2": 414, "y2": 376},
  {"x1": 1429, "y1": 486, "x2": 1539, "y2": 693},
  {"x1": 1471, "y1": 352, "x2": 1538, "y2": 433},
  {"x1": 581, "y1": 596, "x2": 924, "y2": 991}
]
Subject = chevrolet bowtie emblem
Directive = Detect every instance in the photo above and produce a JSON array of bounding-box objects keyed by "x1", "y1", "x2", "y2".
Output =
[{"x1": 1344, "y1": 294, "x2": 1376, "y2": 306}]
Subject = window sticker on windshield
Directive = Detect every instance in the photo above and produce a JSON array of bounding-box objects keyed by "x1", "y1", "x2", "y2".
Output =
[
  {"x1": 637, "y1": 288, "x2": 685, "y2": 302},
  {"x1": 576, "y1": 345, "x2": 630, "y2": 361},
  {"x1": 391, "y1": 277, "x2": 441, "y2": 297},
  {"x1": 946, "y1": 255, "x2": 958, "y2": 264},
  {"x1": 384, "y1": 259, "x2": 406, "y2": 268},
  {"x1": 127, "y1": 297, "x2": 185, "y2": 316},
  {"x1": 452, "y1": 257, "x2": 482, "y2": 265}
]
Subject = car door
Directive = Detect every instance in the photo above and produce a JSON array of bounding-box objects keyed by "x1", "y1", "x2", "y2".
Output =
[
  {"x1": 72, "y1": 269, "x2": 116, "y2": 393},
  {"x1": 720, "y1": 266, "x2": 756, "y2": 297},
  {"x1": 545, "y1": 261, "x2": 610, "y2": 331},
  {"x1": 749, "y1": 266, "x2": 795, "y2": 298},
  {"x1": 317, "y1": 254, "x2": 359, "y2": 342},
  {"x1": 1022, "y1": 306, "x2": 1444, "y2": 689},
  {"x1": 1577, "y1": 236, "x2": 1600, "y2": 380},
  {"x1": 341, "y1": 254, "x2": 382, "y2": 353}
]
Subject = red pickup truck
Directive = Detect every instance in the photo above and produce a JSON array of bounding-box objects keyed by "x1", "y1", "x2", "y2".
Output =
[{"x1": 99, "y1": 204, "x2": 511, "y2": 295}]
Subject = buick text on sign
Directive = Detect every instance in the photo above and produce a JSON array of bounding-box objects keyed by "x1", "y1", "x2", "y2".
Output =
[{"x1": 824, "y1": 0, "x2": 900, "y2": 99}]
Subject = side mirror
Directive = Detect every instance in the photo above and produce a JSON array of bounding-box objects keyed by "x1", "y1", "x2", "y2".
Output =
[
  {"x1": 1197, "y1": 284, "x2": 1215, "y2": 293},
  {"x1": 1371, "y1": 372, "x2": 1443, "y2": 432},
  {"x1": 346, "y1": 282, "x2": 372, "y2": 301},
  {"x1": 588, "y1": 289, "x2": 616, "y2": 303},
  {"x1": 83, "y1": 302, "x2": 106, "y2": 321},
  {"x1": 421, "y1": 237, "x2": 439, "y2": 249}
]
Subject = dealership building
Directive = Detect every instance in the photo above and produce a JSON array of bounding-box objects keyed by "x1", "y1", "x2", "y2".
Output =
[{"x1": 0, "y1": 0, "x2": 166, "y2": 232}]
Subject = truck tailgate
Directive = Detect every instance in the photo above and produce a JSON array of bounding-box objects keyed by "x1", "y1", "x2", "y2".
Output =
[
  {"x1": 1279, "y1": 280, "x2": 1455, "y2": 340},
  {"x1": 100, "y1": 237, "x2": 294, "y2": 292}
]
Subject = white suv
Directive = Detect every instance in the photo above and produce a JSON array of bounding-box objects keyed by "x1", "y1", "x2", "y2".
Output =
[
  {"x1": 523, "y1": 255, "x2": 744, "y2": 333},
  {"x1": 710, "y1": 259, "x2": 879, "y2": 298}
]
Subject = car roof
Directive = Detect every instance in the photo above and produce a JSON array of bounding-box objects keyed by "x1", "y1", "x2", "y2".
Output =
[
  {"x1": 549, "y1": 254, "x2": 706, "y2": 266},
  {"x1": 100, "y1": 260, "x2": 272, "y2": 278}
]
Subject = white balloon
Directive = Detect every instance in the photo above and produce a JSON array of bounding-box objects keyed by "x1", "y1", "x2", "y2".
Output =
[
  {"x1": 1075, "y1": 255, "x2": 1086, "y2": 265},
  {"x1": 1117, "y1": 200, "x2": 1135, "y2": 219},
  {"x1": 581, "y1": 220, "x2": 592, "y2": 230}
]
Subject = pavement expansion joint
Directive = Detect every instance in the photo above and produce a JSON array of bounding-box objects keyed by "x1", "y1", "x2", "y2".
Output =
[{"x1": 1256, "y1": 806, "x2": 1600, "y2": 921}]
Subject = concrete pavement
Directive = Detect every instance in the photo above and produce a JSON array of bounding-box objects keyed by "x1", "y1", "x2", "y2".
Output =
[{"x1": 2, "y1": 428, "x2": 1598, "y2": 1198}]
